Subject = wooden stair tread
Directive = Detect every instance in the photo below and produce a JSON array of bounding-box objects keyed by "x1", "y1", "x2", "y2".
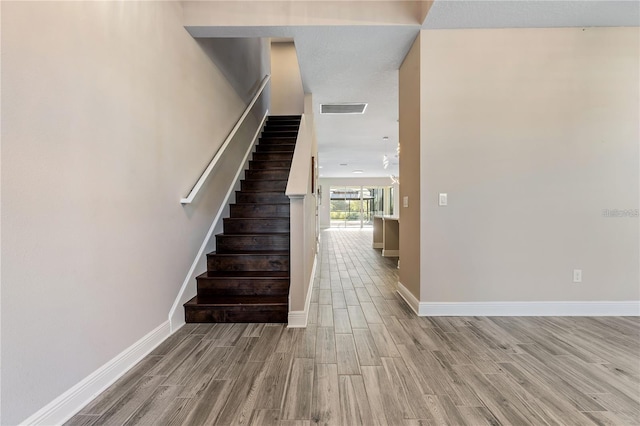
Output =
[
  {"x1": 197, "y1": 271, "x2": 289, "y2": 279},
  {"x1": 185, "y1": 295, "x2": 288, "y2": 306},
  {"x1": 209, "y1": 250, "x2": 289, "y2": 256}
]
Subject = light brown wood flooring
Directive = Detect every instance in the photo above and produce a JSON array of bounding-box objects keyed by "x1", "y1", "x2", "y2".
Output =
[{"x1": 67, "y1": 228, "x2": 640, "y2": 425}]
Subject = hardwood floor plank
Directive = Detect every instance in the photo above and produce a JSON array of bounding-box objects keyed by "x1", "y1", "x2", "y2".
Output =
[
  {"x1": 335, "y1": 334, "x2": 361, "y2": 375},
  {"x1": 332, "y1": 291, "x2": 347, "y2": 309},
  {"x1": 179, "y1": 380, "x2": 234, "y2": 425},
  {"x1": 255, "y1": 352, "x2": 294, "y2": 410},
  {"x1": 122, "y1": 385, "x2": 183, "y2": 426},
  {"x1": 215, "y1": 361, "x2": 266, "y2": 425},
  {"x1": 93, "y1": 375, "x2": 166, "y2": 425},
  {"x1": 147, "y1": 335, "x2": 204, "y2": 377},
  {"x1": 249, "y1": 409, "x2": 280, "y2": 426},
  {"x1": 295, "y1": 324, "x2": 317, "y2": 358},
  {"x1": 361, "y1": 366, "x2": 404, "y2": 425},
  {"x1": 381, "y1": 357, "x2": 430, "y2": 419},
  {"x1": 161, "y1": 340, "x2": 212, "y2": 386},
  {"x1": 347, "y1": 306, "x2": 368, "y2": 329},
  {"x1": 315, "y1": 327, "x2": 337, "y2": 363},
  {"x1": 338, "y1": 375, "x2": 374, "y2": 426},
  {"x1": 179, "y1": 346, "x2": 234, "y2": 397},
  {"x1": 310, "y1": 364, "x2": 341, "y2": 425},
  {"x1": 318, "y1": 289, "x2": 332, "y2": 305},
  {"x1": 360, "y1": 302, "x2": 383, "y2": 324},
  {"x1": 368, "y1": 323, "x2": 400, "y2": 357},
  {"x1": 333, "y1": 308, "x2": 353, "y2": 334},
  {"x1": 282, "y1": 358, "x2": 314, "y2": 420},
  {"x1": 249, "y1": 325, "x2": 284, "y2": 362},
  {"x1": 353, "y1": 329, "x2": 381, "y2": 366},
  {"x1": 343, "y1": 289, "x2": 360, "y2": 306},
  {"x1": 318, "y1": 304, "x2": 335, "y2": 327}
]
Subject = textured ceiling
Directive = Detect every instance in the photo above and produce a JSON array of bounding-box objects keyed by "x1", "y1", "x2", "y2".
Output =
[
  {"x1": 185, "y1": 0, "x2": 639, "y2": 179},
  {"x1": 424, "y1": 1, "x2": 640, "y2": 29}
]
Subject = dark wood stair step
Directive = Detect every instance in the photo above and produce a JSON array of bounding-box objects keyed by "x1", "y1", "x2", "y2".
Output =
[
  {"x1": 245, "y1": 169, "x2": 290, "y2": 180},
  {"x1": 249, "y1": 160, "x2": 292, "y2": 169},
  {"x1": 235, "y1": 191, "x2": 289, "y2": 204},
  {"x1": 196, "y1": 271, "x2": 289, "y2": 297},
  {"x1": 252, "y1": 152, "x2": 294, "y2": 161},
  {"x1": 256, "y1": 144, "x2": 295, "y2": 153},
  {"x1": 215, "y1": 233, "x2": 289, "y2": 252},
  {"x1": 262, "y1": 131, "x2": 298, "y2": 138},
  {"x1": 223, "y1": 217, "x2": 289, "y2": 233},
  {"x1": 184, "y1": 296, "x2": 287, "y2": 323},
  {"x1": 258, "y1": 137, "x2": 298, "y2": 145},
  {"x1": 207, "y1": 251, "x2": 289, "y2": 272},
  {"x1": 230, "y1": 203, "x2": 290, "y2": 218},
  {"x1": 267, "y1": 115, "x2": 301, "y2": 121},
  {"x1": 241, "y1": 179, "x2": 287, "y2": 192}
]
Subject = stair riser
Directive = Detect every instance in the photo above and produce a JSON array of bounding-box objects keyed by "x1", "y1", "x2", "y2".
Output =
[
  {"x1": 216, "y1": 234, "x2": 289, "y2": 252},
  {"x1": 256, "y1": 144, "x2": 295, "y2": 153},
  {"x1": 224, "y1": 218, "x2": 289, "y2": 234},
  {"x1": 262, "y1": 131, "x2": 298, "y2": 138},
  {"x1": 249, "y1": 160, "x2": 292, "y2": 169},
  {"x1": 207, "y1": 254, "x2": 289, "y2": 272},
  {"x1": 241, "y1": 180, "x2": 287, "y2": 192},
  {"x1": 235, "y1": 192, "x2": 289, "y2": 204},
  {"x1": 258, "y1": 138, "x2": 298, "y2": 145},
  {"x1": 230, "y1": 204, "x2": 290, "y2": 218},
  {"x1": 245, "y1": 169, "x2": 290, "y2": 180},
  {"x1": 185, "y1": 305, "x2": 287, "y2": 323},
  {"x1": 267, "y1": 116, "x2": 301, "y2": 121},
  {"x1": 196, "y1": 278, "x2": 289, "y2": 297},
  {"x1": 253, "y1": 152, "x2": 294, "y2": 161}
]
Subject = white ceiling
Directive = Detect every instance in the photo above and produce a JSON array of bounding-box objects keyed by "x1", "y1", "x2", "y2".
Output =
[{"x1": 187, "y1": 0, "x2": 639, "y2": 179}]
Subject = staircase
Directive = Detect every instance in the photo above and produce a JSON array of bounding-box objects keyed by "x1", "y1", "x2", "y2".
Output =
[{"x1": 184, "y1": 115, "x2": 301, "y2": 323}]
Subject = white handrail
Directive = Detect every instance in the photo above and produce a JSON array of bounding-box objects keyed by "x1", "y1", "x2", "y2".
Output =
[{"x1": 181, "y1": 74, "x2": 271, "y2": 204}]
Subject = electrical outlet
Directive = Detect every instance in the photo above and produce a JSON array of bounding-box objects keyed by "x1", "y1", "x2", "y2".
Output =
[{"x1": 573, "y1": 269, "x2": 582, "y2": 283}]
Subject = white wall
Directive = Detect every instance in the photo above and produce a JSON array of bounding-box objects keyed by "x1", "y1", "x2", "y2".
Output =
[
  {"x1": 318, "y1": 177, "x2": 394, "y2": 228},
  {"x1": 1, "y1": 2, "x2": 268, "y2": 423},
  {"x1": 419, "y1": 27, "x2": 639, "y2": 303}
]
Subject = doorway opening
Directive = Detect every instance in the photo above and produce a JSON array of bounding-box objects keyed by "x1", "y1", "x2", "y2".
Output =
[{"x1": 329, "y1": 186, "x2": 394, "y2": 228}]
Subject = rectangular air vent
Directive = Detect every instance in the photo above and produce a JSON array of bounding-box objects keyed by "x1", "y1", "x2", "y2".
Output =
[{"x1": 320, "y1": 103, "x2": 367, "y2": 114}]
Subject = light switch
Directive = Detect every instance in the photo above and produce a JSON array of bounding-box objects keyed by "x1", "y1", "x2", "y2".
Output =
[
  {"x1": 439, "y1": 193, "x2": 448, "y2": 206},
  {"x1": 403, "y1": 196, "x2": 409, "y2": 208}
]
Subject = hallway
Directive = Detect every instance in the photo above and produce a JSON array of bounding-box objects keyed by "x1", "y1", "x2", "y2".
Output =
[{"x1": 67, "y1": 229, "x2": 639, "y2": 425}]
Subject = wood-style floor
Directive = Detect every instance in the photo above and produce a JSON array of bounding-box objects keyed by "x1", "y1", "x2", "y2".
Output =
[{"x1": 67, "y1": 228, "x2": 640, "y2": 426}]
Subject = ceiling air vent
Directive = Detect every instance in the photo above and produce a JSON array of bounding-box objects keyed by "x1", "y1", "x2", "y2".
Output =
[{"x1": 320, "y1": 103, "x2": 368, "y2": 115}]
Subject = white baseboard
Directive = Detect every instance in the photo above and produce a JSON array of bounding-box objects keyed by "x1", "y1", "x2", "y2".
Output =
[
  {"x1": 397, "y1": 282, "x2": 640, "y2": 317},
  {"x1": 20, "y1": 321, "x2": 175, "y2": 426},
  {"x1": 168, "y1": 111, "x2": 268, "y2": 331},
  {"x1": 288, "y1": 254, "x2": 318, "y2": 328},
  {"x1": 382, "y1": 249, "x2": 399, "y2": 257},
  {"x1": 417, "y1": 301, "x2": 640, "y2": 316},
  {"x1": 397, "y1": 281, "x2": 420, "y2": 315},
  {"x1": 372, "y1": 242, "x2": 383, "y2": 249}
]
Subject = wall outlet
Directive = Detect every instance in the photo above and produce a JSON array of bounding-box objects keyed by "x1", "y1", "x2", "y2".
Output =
[{"x1": 573, "y1": 269, "x2": 582, "y2": 283}]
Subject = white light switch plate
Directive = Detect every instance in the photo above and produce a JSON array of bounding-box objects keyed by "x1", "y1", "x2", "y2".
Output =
[
  {"x1": 403, "y1": 196, "x2": 409, "y2": 208},
  {"x1": 439, "y1": 193, "x2": 448, "y2": 206}
]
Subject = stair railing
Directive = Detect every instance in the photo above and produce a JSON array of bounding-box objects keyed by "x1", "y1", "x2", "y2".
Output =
[{"x1": 180, "y1": 74, "x2": 271, "y2": 204}]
